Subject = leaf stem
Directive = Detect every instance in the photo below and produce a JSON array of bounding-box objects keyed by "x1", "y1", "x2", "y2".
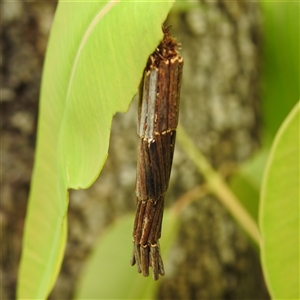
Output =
[{"x1": 176, "y1": 124, "x2": 261, "y2": 247}]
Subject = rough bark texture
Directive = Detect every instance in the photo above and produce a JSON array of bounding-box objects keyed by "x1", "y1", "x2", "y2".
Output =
[{"x1": 1, "y1": 1, "x2": 269, "y2": 299}]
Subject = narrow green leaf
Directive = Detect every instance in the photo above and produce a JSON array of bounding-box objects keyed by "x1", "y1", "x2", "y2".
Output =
[
  {"x1": 259, "y1": 102, "x2": 299, "y2": 299},
  {"x1": 75, "y1": 210, "x2": 179, "y2": 299},
  {"x1": 17, "y1": 1, "x2": 173, "y2": 298}
]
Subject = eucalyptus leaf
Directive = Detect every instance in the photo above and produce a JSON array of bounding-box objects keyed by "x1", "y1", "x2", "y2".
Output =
[
  {"x1": 259, "y1": 102, "x2": 299, "y2": 299},
  {"x1": 17, "y1": 1, "x2": 173, "y2": 298}
]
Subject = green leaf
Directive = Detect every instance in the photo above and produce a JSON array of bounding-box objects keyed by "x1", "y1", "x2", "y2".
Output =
[
  {"x1": 261, "y1": 2, "x2": 299, "y2": 139},
  {"x1": 75, "y1": 210, "x2": 179, "y2": 299},
  {"x1": 229, "y1": 149, "x2": 269, "y2": 222},
  {"x1": 17, "y1": 1, "x2": 173, "y2": 299},
  {"x1": 229, "y1": 175, "x2": 259, "y2": 222},
  {"x1": 259, "y1": 102, "x2": 299, "y2": 299}
]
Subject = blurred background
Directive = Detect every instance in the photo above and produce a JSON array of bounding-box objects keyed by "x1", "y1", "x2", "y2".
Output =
[{"x1": 1, "y1": 1, "x2": 298, "y2": 299}]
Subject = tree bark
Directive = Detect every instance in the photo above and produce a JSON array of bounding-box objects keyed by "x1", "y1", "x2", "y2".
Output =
[{"x1": 1, "y1": 1, "x2": 269, "y2": 299}]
